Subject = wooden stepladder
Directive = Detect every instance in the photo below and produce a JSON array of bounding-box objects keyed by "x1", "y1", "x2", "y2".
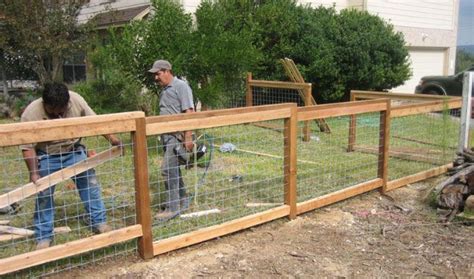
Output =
[{"x1": 280, "y1": 58, "x2": 331, "y2": 133}]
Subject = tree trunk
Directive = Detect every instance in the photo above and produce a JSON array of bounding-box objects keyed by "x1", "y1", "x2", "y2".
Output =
[
  {"x1": 51, "y1": 55, "x2": 63, "y2": 83},
  {"x1": 1, "y1": 65, "x2": 7, "y2": 98},
  {"x1": 0, "y1": 54, "x2": 8, "y2": 98},
  {"x1": 35, "y1": 56, "x2": 51, "y2": 85}
]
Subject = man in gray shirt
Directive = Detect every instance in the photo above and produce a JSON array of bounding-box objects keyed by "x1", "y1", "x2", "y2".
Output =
[{"x1": 149, "y1": 60, "x2": 194, "y2": 221}]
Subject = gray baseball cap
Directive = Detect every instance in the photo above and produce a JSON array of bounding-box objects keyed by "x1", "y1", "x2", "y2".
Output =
[{"x1": 148, "y1": 60, "x2": 172, "y2": 73}]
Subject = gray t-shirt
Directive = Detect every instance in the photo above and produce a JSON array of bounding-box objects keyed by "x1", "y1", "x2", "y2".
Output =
[{"x1": 159, "y1": 77, "x2": 194, "y2": 116}]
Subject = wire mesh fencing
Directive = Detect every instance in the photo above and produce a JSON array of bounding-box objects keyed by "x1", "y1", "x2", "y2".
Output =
[
  {"x1": 350, "y1": 90, "x2": 464, "y2": 191},
  {"x1": 251, "y1": 86, "x2": 304, "y2": 107},
  {"x1": 297, "y1": 112, "x2": 382, "y2": 202},
  {"x1": 294, "y1": 100, "x2": 389, "y2": 214},
  {"x1": 387, "y1": 110, "x2": 460, "y2": 181},
  {"x1": 0, "y1": 92, "x2": 469, "y2": 276},
  {"x1": 0, "y1": 112, "x2": 145, "y2": 276},
  {"x1": 145, "y1": 104, "x2": 296, "y2": 253}
]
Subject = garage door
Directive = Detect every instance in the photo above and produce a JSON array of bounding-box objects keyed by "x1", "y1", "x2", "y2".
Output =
[{"x1": 391, "y1": 49, "x2": 446, "y2": 93}]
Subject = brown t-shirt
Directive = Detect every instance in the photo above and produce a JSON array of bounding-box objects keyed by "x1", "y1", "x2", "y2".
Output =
[{"x1": 20, "y1": 91, "x2": 96, "y2": 154}]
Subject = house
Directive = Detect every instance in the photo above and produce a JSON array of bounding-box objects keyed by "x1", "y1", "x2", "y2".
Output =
[
  {"x1": 79, "y1": 0, "x2": 459, "y2": 93},
  {"x1": 300, "y1": 0, "x2": 460, "y2": 93}
]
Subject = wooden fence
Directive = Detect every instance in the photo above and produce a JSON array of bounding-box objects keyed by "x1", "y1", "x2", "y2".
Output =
[
  {"x1": 0, "y1": 94, "x2": 463, "y2": 275},
  {"x1": 350, "y1": 90, "x2": 462, "y2": 191},
  {"x1": 0, "y1": 112, "x2": 151, "y2": 274}
]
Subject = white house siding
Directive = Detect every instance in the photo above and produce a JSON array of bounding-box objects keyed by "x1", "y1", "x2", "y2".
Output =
[
  {"x1": 298, "y1": 0, "x2": 350, "y2": 10},
  {"x1": 375, "y1": 0, "x2": 460, "y2": 91},
  {"x1": 366, "y1": 0, "x2": 455, "y2": 30},
  {"x1": 78, "y1": 0, "x2": 151, "y2": 23}
]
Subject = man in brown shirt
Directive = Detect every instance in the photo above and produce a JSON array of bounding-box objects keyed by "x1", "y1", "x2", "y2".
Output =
[{"x1": 21, "y1": 82, "x2": 122, "y2": 249}]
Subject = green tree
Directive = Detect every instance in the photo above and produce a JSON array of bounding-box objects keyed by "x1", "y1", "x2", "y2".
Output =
[
  {"x1": 250, "y1": 3, "x2": 410, "y2": 102},
  {"x1": 455, "y1": 49, "x2": 474, "y2": 73},
  {"x1": 190, "y1": 0, "x2": 260, "y2": 107},
  {"x1": 330, "y1": 9, "x2": 411, "y2": 101},
  {"x1": 1, "y1": 0, "x2": 90, "y2": 84},
  {"x1": 109, "y1": 0, "x2": 193, "y2": 94}
]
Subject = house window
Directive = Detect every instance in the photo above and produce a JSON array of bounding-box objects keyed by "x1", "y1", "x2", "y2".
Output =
[{"x1": 63, "y1": 54, "x2": 86, "y2": 84}]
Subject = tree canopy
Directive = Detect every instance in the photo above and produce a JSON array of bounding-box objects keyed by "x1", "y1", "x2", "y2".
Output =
[
  {"x1": 84, "y1": 0, "x2": 412, "y2": 111},
  {"x1": 1, "y1": 0, "x2": 90, "y2": 84}
]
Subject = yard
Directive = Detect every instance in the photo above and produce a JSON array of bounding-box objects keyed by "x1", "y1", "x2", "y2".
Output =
[
  {"x1": 0, "y1": 103, "x2": 469, "y2": 276},
  {"x1": 58, "y1": 176, "x2": 474, "y2": 278}
]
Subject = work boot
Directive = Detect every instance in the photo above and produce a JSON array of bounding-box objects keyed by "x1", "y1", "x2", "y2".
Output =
[
  {"x1": 36, "y1": 239, "x2": 51, "y2": 250},
  {"x1": 155, "y1": 210, "x2": 180, "y2": 222},
  {"x1": 92, "y1": 223, "x2": 112, "y2": 234}
]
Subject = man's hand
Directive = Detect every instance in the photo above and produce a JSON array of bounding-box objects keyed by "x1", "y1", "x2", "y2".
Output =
[
  {"x1": 183, "y1": 131, "x2": 194, "y2": 152},
  {"x1": 105, "y1": 135, "x2": 125, "y2": 155},
  {"x1": 184, "y1": 140, "x2": 194, "y2": 152},
  {"x1": 22, "y1": 148, "x2": 40, "y2": 185},
  {"x1": 30, "y1": 173, "x2": 41, "y2": 184}
]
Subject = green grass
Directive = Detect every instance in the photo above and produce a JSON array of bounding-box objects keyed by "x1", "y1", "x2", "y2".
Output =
[{"x1": 0, "y1": 109, "x2": 471, "y2": 275}]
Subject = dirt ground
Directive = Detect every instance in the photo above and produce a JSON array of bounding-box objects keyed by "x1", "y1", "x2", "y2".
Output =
[{"x1": 64, "y1": 176, "x2": 474, "y2": 278}]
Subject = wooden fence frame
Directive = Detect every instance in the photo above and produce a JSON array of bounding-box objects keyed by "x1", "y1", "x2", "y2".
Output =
[
  {"x1": 0, "y1": 94, "x2": 465, "y2": 275},
  {"x1": 349, "y1": 90, "x2": 462, "y2": 192},
  {"x1": 146, "y1": 103, "x2": 298, "y2": 255},
  {"x1": 296, "y1": 99, "x2": 391, "y2": 214},
  {"x1": 0, "y1": 112, "x2": 153, "y2": 275},
  {"x1": 246, "y1": 73, "x2": 313, "y2": 141}
]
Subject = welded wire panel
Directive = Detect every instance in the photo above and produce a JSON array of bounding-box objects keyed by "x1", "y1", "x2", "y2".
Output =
[
  {"x1": 0, "y1": 133, "x2": 137, "y2": 276},
  {"x1": 252, "y1": 87, "x2": 304, "y2": 107},
  {"x1": 148, "y1": 123, "x2": 286, "y2": 241},
  {"x1": 388, "y1": 110, "x2": 460, "y2": 181},
  {"x1": 297, "y1": 112, "x2": 382, "y2": 202}
]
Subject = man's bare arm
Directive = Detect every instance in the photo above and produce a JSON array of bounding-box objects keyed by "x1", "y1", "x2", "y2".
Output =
[
  {"x1": 22, "y1": 149, "x2": 40, "y2": 183},
  {"x1": 183, "y1": 108, "x2": 195, "y2": 151}
]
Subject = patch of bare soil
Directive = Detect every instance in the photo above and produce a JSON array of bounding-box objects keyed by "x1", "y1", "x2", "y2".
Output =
[{"x1": 62, "y1": 177, "x2": 474, "y2": 278}]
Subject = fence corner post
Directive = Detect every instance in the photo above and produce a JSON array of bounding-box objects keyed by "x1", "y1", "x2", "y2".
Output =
[
  {"x1": 458, "y1": 71, "x2": 473, "y2": 152},
  {"x1": 284, "y1": 103, "x2": 298, "y2": 219},
  {"x1": 133, "y1": 117, "x2": 154, "y2": 259}
]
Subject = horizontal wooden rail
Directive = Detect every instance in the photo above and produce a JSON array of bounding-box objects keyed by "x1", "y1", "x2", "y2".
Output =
[
  {"x1": 351, "y1": 90, "x2": 461, "y2": 101},
  {"x1": 146, "y1": 103, "x2": 295, "y2": 136},
  {"x1": 296, "y1": 178, "x2": 383, "y2": 215},
  {"x1": 0, "y1": 225, "x2": 143, "y2": 275},
  {"x1": 153, "y1": 205, "x2": 290, "y2": 255},
  {"x1": 391, "y1": 99, "x2": 462, "y2": 117},
  {"x1": 297, "y1": 99, "x2": 389, "y2": 121},
  {"x1": 0, "y1": 147, "x2": 121, "y2": 208},
  {"x1": 385, "y1": 163, "x2": 452, "y2": 191},
  {"x1": 146, "y1": 103, "x2": 294, "y2": 124},
  {"x1": 0, "y1": 111, "x2": 144, "y2": 147},
  {"x1": 249, "y1": 79, "x2": 311, "y2": 90}
]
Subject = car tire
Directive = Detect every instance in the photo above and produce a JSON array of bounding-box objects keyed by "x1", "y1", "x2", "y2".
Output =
[{"x1": 423, "y1": 88, "x2": 445, "y2": 95}]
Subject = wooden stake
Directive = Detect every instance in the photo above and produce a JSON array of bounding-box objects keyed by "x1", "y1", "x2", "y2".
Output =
[
  {"x1": 280, "y1": 58, "x2": 331, "y2": 133},
  {"x1": 0, "y1": 147, "x2": 122, "y2": 208}
]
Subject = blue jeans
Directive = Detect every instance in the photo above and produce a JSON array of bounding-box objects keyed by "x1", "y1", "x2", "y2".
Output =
[{"x1": 35, "y1": 147, "x2": 106, "y2": 241}]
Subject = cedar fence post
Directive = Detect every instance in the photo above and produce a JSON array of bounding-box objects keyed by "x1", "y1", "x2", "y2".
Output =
[
  {"x1": 379, "y1": 99, "x2": 391, "y2": 193},
  {"x1": 284, "y1": 104, "x2": 298, "y2": 219},
  {"x1": 133, "y1": 117, "x2": 154, "y2": 259},
  {"x1": 302, "y1": 84, "x2": 311, "y2": 142},
  {"x1": 246, "y1": 72, "x2": 253, "y2": 107},
  {"x1": 348, "y1": 91, "x2": 357, "y2": 152}
]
